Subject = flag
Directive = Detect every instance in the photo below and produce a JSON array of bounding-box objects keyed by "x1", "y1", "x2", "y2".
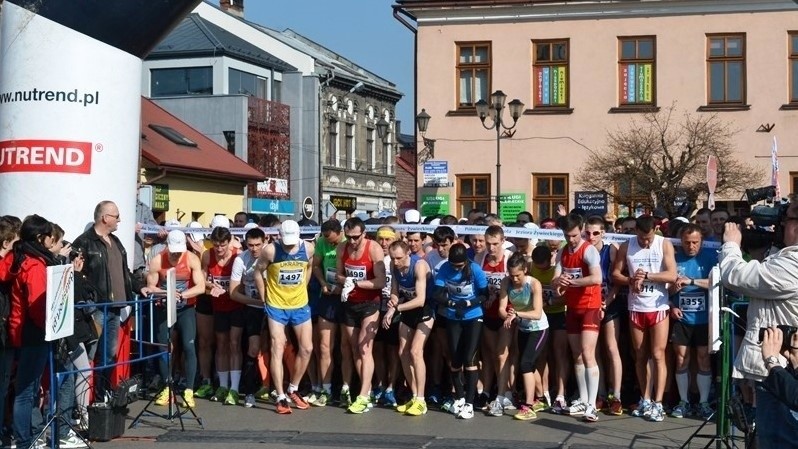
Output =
[{"x1": 771, "y1": 136, "x2": 781, "y2": 200}]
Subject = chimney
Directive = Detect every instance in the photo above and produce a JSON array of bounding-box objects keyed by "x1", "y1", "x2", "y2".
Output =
[{"x1": 220, "y1": 0, "x2": 244, "y2": 18}]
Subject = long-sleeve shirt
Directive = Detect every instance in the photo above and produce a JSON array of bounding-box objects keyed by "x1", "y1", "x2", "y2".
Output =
[{"x1": 763, "y1": 364, "x2": 798, "y2": 411}]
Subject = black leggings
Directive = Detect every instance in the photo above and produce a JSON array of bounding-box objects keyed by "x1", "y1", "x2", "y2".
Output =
[
  {"x1": 446, "y1": 318, "x2": 482, "y2": 369},
  {"x1": 517, "y1": 329, "x2": 548, "y2": 374}
]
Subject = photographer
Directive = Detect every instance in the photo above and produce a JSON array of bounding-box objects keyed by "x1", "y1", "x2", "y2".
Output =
[
  {"x1": 718, "y1": 195, "x2": 798, "y2": 448},
  {"x1": 760, "y1": 326, "x2": 798, "y2": 412}
]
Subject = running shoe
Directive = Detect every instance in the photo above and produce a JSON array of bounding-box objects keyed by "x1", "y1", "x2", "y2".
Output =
[
  {"x1": 397, "y1": 398, "x2": 415, "y2": 414},
  {"x1": 501, "y1": 394, "x2": 516, "y2": 411},
  {"x1": 183, "y1": 389, "x2": 195, "y2": 408},
  {"x1": 487, "y1": 399, "x2": 504, "y2": 417},
  {"x1": 244, "y1": 394, "x2": 256, "y2": 408},
  {"x1": 452, "y1": 398, "x2": 466, "y2": 416},
  {"x1": 288, "y1": 391, "x2": 310, "y2": 410},
  {"x1": 195, "y1": 381, "x2": 214, "y2": 399},
  {"x1": 475, "y1": 392, "x2": 490, "y2": 410},
  {"x1": 405, "y1": 398, "x2": 428, "y2": 416},
  {"x1": 595, "y1": 396, "x2": 607, "y2": 411},
  {"x1": 154, "y1": 387, "x2": 170, "y2": 406},
  {"x1": 370, "y1": 387, "x2": 383, "y2": 405},
  {"x1": 305, "y1": 391, "x2": 319, "y2": 405},
  {"x1": 339, "y1": 388, "x2": 352, "y2": 408},
  {"x1": 584, "y1": 405, "x2": 599, "y2": 422},
  {"x1": 255, "y1": 386, "x2": 271, "y2": 401},
  {"x1": 224, "y1": 389, "x2": 240, "y2": 406},
  {"x1": 567, "y1": 400, "x2": 587, "y2": 416},
  {"x1": 210, "y1": 386, "x2": 228, "y2": 402},
  {"x1": 457, "y1": 403, "x2": 474, "y2": 419},
  {"x1": 514, "y1": 405, "x2": 537, "y2": 421},
  {"x1": 426, "y1": 386, "x2": 442, "y2": 407},
  {"x1": 347, "y1": 395, "x2": 371, "y2": 414},
  {"x1": 671, "y1": 401, "x2": 690, "y2": 418},
  {"x1": 552, "y1": 396, "x2": 568, "y2": 415},
  {"x1": 631, "y1": 398, "x2": 652, "y2": 418},
  {"x1": 647, "y1": 402, "x2": 665, "y2": 422},
  {"x1": 58, "y1": 430, "x2": 88, "y2": 449},
  {"x1": 440, "y1": 397, "x2": 455, "y2": 414},
  {"x1": 312, "y1": 391, "x2": 330, "y2": 407},
  {"x1": 608, "y1": 397, "x2": 623, "y2": 416},
  {"x1": 382, "y1": 389, "x2": 397, "y2": 407},
  {"x1": 698, "y1": 402, "x2": 714, "y2": 419},
  {"x1": 276, "y1": 398, "x2": 292, "y2": 414},
  {"x1": 532, "y1": 400, "x2": 547, "y2": 413}
]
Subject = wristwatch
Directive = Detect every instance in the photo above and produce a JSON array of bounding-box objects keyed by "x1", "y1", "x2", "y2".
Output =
[
  {"x1": 765, "y1": 355, "x2": 780, "y2": 368},
  {"x1": 689, "y1": 278, "x2": 695, "y2": 286},
  {"x1": 644, "y1": 272, "x2": 649, "y2": 280}
]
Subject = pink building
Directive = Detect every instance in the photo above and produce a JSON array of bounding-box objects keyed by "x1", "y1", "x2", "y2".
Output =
[{"x1": 396, "y1": 0, "x2": 798, "y2": 221}]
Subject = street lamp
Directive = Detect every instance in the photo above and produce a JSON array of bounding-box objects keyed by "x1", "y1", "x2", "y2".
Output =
[
  {"x1": 415, "y1": 109, "x2": 435, "y2": 162},
  {"x1": 476, "y1": 90, "x2": 524, "y2": 216}
]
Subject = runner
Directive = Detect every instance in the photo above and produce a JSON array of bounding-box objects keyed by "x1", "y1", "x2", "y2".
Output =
[
  {"x1": 336, "y1": 217, "x2": 387, "y2": 414},
  {"x1": 199, "y1": 227, "x2": 242, "y2": 405},
  {"x1": 383, "y1": 240, "x2": 433, "y2": 416},
  {"x1": 612, "y1": 215, "x2": 677, "y2": 422},
  {"x1": 553, "y1": 214, "x2": 603, "y2": 422},
  {"x1": 229, "y1": 227, "x2": 269, "y2": 407},
  {"x1": 373, "y1": 226, "x2": 400, "y2": 407},
  {"x1": 309, "y1": 219, "x2": 348, "y2": 407},
  {"x1": 433, "y1": 243, "x2": 488, "y2": 420},
  {"x1": 668, "y1": 224, "x2": 716, "y2": 419},
  {"x1": 498, "y1": 252, "x2": 548, "y2": 421},
  {"x1": 254, "y1": 220, "x2": 315, "y2": 414}
]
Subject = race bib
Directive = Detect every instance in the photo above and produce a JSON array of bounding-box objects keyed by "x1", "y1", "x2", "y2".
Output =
[
  {"x1": 382, "y1": 273, "x2": 393, "y2": 300},
  {"x1": 325, "y1": 267, "x2": 337, "y2": 284},
  {"x1": 345, "y1": 264, "x2": 367, "y2": 280},
  {"x1": 564, "y1": 267, "x2": 582, "y2": 279},
  {"x1": 446, "y1": 281, "x2": 474, "y2": 297},
  {"x1": 486, "y1": 273, "x2": 504, "y2": 291},
  {"x1": 638, "y1": 281, "x2": 657, "y2": 296},
  {"x1": 679, "y1": 292, "x2": 706, "y2": 312},
  {"x1": 278, "y1": 268, "x2": 304, "y2": 286}
]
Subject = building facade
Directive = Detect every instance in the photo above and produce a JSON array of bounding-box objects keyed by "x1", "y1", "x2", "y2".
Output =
[{"x1": 397, "y1": 0, "x2": 798, "y2": 220}]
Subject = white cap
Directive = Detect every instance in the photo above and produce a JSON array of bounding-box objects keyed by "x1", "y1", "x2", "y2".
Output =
[
  {"x1": 187, "y1": 221, "x2": 204, "y2": 242},
  {"x1": 243, "y1": 222, "x2": 259, "y2": 229},
  {"x1": 674, "y1": 216, "x2": 690, "y2": 224},
  {"x1": 164, "y1": 218, "x2": 181, "y2": 228},
  {"x1": 280, "y1": 220, "x2": 300, "y2": 245},
  {"x1": 429, "y1": 218, "x2": 441, "y2": 226},
  {"x1": 404, "y1": 209, "x2": 421, "y2": 224},
  {"x1": 523, "y1": 222, "x2": 539, "y2": 229},
  {"x1": 166, "y1": 230, "x2": 187, "y2": 253},
  {"x1": 210, "y1": 215, "x2": 230, "y2": 229}
]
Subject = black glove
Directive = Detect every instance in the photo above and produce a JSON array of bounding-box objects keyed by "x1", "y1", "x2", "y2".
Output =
[{"x1": 450, "y1": 300, "x2": 467, "y2": 319}]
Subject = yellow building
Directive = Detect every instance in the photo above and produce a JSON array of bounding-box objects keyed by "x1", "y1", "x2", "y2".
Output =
[{"x1": 140, "y1": 97, "x2": 264, "y2": 225}]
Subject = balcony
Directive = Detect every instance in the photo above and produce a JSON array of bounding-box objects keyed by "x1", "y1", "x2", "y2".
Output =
[{"x1": 248, "y1": 97, "x2": 290, "y2": 132}]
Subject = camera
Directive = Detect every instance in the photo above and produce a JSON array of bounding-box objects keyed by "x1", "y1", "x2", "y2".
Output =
[{"x1": 758, "y1": 324, "x2": 798, "y2": 348}]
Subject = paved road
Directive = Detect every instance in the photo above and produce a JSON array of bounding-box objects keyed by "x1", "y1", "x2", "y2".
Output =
[{"x1": 87, "y1": 397, "x2": 738, "y2": 449}]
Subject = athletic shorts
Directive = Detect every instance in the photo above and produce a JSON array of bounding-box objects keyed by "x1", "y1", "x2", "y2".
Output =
[
  {"x1": 482, "y1": 316, "x2": 504, "y2": 332},
  {"x1": 266, "y1": 304, "x2": 311, "y2": 327},
  {"x1": 670, "y1": 320, "x2": 709, "y2": 347},
  {"x1": 343, "y1": 301, "x2": 380, "y2": 328},
  {"x1": 547, "y1": 311, "x2": 566, "y2": 332},
  {"x1": 376, "y1": 312, "x2": 400, "y2": 346},
  {"x1": 399, "y1": 304, "x2": 435, "y2": 330},
  {"x1": 565, "y1": 308, "x2": 602, "y2": 334},
  {"x1": 213, "y1": 310, "x2": 242, "y2": 333},
  {"x1": 314, "y1": 294, "x2": 344, "y2": 324},
  {"x1": 629, "y1": 310, "x2": 669, "y2": 330},
  {"x1": 196, "y1": 294, "x2": 213, "y2": 316},
  {"x1": 601, "y1": 293, "x2": 628, "y2": 325},
  {"x1": 232, "y1": 306, "x2": 265, "y2": 337}
]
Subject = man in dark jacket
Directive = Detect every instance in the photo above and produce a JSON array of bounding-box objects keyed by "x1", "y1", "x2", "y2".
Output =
[
  {"x1": 761, "y1": 326, "x2": 798, "y2": 413},
  {"x1": 73, "y1": 200, "x2": 138, "y2": 396}
]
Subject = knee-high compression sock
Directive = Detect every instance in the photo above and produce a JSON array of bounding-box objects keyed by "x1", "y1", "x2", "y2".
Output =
[
  {"x1": 675, "y1": 369, "x2": 689, "y2": 403},
  {"x1": 574, "y1": 363, "x2": 587, "y2": 403},
  {"x1": 697, "y1": 371, "x2": 712, "y2": 404},
  {"x1": 465, "y1": 370, "x2": 479, "y2": 405},
  {"x1": 451, "y1": 370, "x2": 465, "y2": 399},
  {"x1": 587, "y1": 365, "x2": 600, "y2": 408}
]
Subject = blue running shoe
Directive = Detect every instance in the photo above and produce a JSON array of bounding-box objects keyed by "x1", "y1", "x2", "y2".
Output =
[{"x1": 382, "y1": 389, "x2": 397, "y2": 407}]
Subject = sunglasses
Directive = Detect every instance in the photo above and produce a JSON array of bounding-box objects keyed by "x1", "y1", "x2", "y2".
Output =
[
  {"x1": 586, "y1": 231, "x2": 602, "y2": 236},
  {"x1": 346, "y1": 233, "x2": 364, "y2": 241}
]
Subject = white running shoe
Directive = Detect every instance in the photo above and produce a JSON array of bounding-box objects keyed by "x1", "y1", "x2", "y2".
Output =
[{"x1": 457, "y1": 403, "x2": 474, "y2": 419}]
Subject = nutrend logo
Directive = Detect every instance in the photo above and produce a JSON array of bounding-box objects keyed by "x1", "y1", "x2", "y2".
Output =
[
  {"x1": 0, "y1": 88, "x2": 100, "y2": 107},
  {"x1": 0, "y1": 140, "x2": 92, "y2": 174}
]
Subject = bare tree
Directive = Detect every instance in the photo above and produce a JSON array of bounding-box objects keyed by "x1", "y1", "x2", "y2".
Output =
[{"x1": 576, "y1": 104, "x2": 764, "y2": 217}]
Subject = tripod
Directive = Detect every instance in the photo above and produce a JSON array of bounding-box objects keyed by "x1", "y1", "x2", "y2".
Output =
[
  {"x1": 681, "y1": 290, "x2": 740, "y2": 449},
  {"x1": 33, "y1": 343, "x2": 93, "y2": 449},
  {"x1": 130, "y1": 316, "x2": 203, "y2": 431}
]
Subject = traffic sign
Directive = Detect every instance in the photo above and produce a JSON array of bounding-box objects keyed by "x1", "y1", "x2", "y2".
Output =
[
  {"x1": 302, "y1": 197, "x2": 314, "y2": 220},
  {"x1": 322, "y1": 200, "x2": 337, "y2": 219}
]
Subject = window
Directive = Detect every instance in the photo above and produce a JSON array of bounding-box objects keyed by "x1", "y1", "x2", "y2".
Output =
[
  {"x1": 148, "y1": 124, "x2": 197, "y2": 147},
  {"x1": 707, "y1": 34, "x2": 746, "y2": 105},
  {"x1": 344, "y1": 124, "x2": 354, "y2": 169},
  {"x1": 457, "y1": 42, "x2": 491, "y2": 109},
  {"x1": 790, "y1": 33, "x2": 798, "y2": 104},
  {"x1": 229, "y1": 68, "x2": 267, "y2": 99},
  {"x1": 367, "y1": 128, "x2": 375, "y2": 170},
  {"x1": 618, "y1": 36, "x2": 656, "y2": 106},
  {"x1": 273, "y1": 79, "x2": 282, "y2": 102},
  {"x1": 151, "y1": 67, "x2": 212, "y2": 97},
  {"x1": 533, "y1": 174, "x2": 568, "y2": 220},
  {"x1": 792, "y1": 172, "x2": 798, "y2": 194},
  {"x1": 457, "y1": 175, "x2": 491, "y2": 217},
  {"x1": 326, "y1": 120, "x2": 338, "y2": 166},
  {"x1": 533, "y1": 40, "x2": 569, "y2": 107}
]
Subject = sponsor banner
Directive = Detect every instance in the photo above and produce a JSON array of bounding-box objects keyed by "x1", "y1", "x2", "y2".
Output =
[
  {"x1": 45, "y1": 264, "x2": 74, "y2": 341},
  {"x1": 498, "y1": 193, "x2": 526, "y2": 223},
  {"x1": 256, "y1": 178, "x2": 288, "y2": 197},
  {"x1": 420, "y1": 193, "x2": 449, "y2": 216},
  {"x1": 0, "y1": 2, "x2": 142, "y2": 264}
]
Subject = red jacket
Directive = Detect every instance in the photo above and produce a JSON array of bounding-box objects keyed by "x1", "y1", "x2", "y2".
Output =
[
  {"x1": 0, "y1": 252, "x2": 12, "y2": 283},
  {"x1": 9, "y1": 254, "x2": 48, "y2": 347}
]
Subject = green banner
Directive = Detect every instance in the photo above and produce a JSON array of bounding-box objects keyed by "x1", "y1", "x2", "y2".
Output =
[
  {"x1": 420, "y1": 193, "x2": 449, "y2": 217},
  {"x1": 499, "y1": 193, "x2": 526, "y2": 223}
]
